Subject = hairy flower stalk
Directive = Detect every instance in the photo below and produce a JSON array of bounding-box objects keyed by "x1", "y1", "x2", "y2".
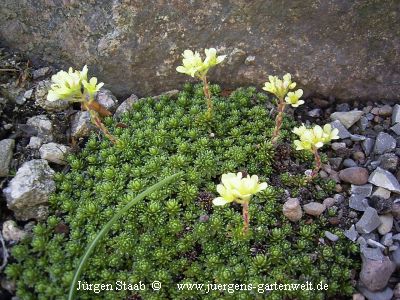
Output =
[
  {"x1": 177, "y1": 48, "x2": 226, "y2": 117},
  {"x1": 263, "y1": 74, "x2": 304, "y2": 145},
  {"x1": 47, "y1": 65, "x2": 117, "y2": 143},
  {"x1": 293, "y1": 124, "x2": 339, "y2": 179},
  {"x1": 213, "y1": 172, "x2": 268, "y2": 234}
]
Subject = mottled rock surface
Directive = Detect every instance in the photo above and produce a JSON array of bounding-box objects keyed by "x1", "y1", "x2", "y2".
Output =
[{"x1": 1, "y1": 1, "x2": 399, "y2": 101}]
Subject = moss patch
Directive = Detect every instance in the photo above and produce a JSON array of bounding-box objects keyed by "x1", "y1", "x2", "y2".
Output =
[{"x1": 7, "y1": 85, "x2": 359, "y2": 300}]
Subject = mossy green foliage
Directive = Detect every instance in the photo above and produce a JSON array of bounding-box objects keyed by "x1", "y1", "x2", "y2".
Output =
[{"x1": 7, "y1": 84, "x2": 358, "y2": 300}]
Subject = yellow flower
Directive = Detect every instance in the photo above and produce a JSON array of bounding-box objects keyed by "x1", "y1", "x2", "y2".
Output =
[
  {"x1": 293, "y1": 124, "x2": 339, "y2": 151},
  {"x1": 204, "y1": 48, "x2": 226, "y2": 69},
  {"x1": 176, "y1": 48, "x2": 226, "y2": 78},
  {"x1": 47, "y1": 67, "x2": 84, "y2": 102},
  {"x1": 47, "y1": 65, "x2": 103, "y2": 102},
  {"x1": 322, "y1": 124, "x2": 339, "y2": 143},
  {"x1": 82, "y1": 77, "x2": 104, "y2": 97},
  {"x1": 213, "y1": 172, "x2": 268, "y2": 206},
  {"x1": 285, "y1": 89, "x2": 304, "y2": 107},
  {"x1": 262, "y1": 73, "x2": 297, "y2": 99}
]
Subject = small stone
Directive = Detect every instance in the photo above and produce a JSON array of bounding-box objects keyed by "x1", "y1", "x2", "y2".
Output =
[
  {"x1": 244, "y1": 55, "x2": 256, "y2": 65},
  {"x1": 362, "y1": 138, "x2": 375, "y2": 156},
  {"x1": 349, "y1": 195, "x2": 369, "y2": 211},
  {"x1": 343, "y1": 158, "x2": 357, "y2": 167},
  {"x1": 23, "y1": 89, "x2": 33, "y2": 99},
  {"x1": 351, "y1": 134, "x2": 366, "y2": 142},
  {"x1": 35, "y1": 80, "x2": 70, "y2": 112},
  {"x1": 336, "y1": 103, "x2": 350, "y2": 112},
  {"x1": 392, "y1": 246, "x2": 400, "y2": 267},
  {"x1": 349, "y1": 211, "x2": 358, "y2": 218},
  {"x1": 390, "y1": 123, "x2": 400, "y2": 135},
  {"x1": 282, "y1": 198, "x2": 303, "y2": 222},
  {"x1": 356, "y1": 207, "x2": 382, "y2": 234},
  {"x1": 361, "y1": 247, "x2": 384, "y2": 261},
  {"x1": 199, "y1": 215, "x2": 209, "y2": 222},
  {"x1": 331, "y1": 110, "x2": 364, "y2": 129},
  {"x1": 331, "y1": 120, "x2": 351, "y2": 139},
  {"x1": 392, "y1": 202, "x2": 400, "y2": 219},
  {"x1": 359, "y1": 116, "x2": 369, "y2": 131},
  {"x1": 329, "y1": 157, "x2": 343, "y2": 170},
  {"x1": 26, "y1": 115, "x2": 54, "y2": 142},
  {"x1": 381, "y1": 233, "x2": 393, "y2": 247},
  {"x1": 3, "y1": 159, "x2": 55, "y2": 220},
  {"x1": 303, "y1": 202, "x2": 326, "y2": 216},
  {"x1": 367, "y1": 239, "x2": 386, "y2": 250},
  {"x1": 95, "y1": 88, "x2": 118, "y2": 112},
  {"x1": 360, "y1": 254, "x2": 396, "y2": 291},
  {"x1": 331, "y1": 142, "x2": 346, "y2": 151},
  {"x1": 70, "y1": 111, "x2": 93, "y2": 138},
  {"x1": 368, "y1": 196, "x2": 393, "y2": 214},
  {"x1": 39, "y1": 142, "x2": 71, "y2": 165},
  {"x1": 368, "y1": 167, "x2": 400, "y2": 193},
  {"x1": 358, "y1": 286, "x2": 393, "y2": 300},
  {"x1": 394, "y1": 283, "x2": 400, "y2": 298},
  {"x1": 27, "y1": 136, "x2": 43, "y2": 149},
  {"x1": 114, "y1": 93, "x2": 139, "y2": 118},
  {"x1": 323, "y1": 197, "x2": 335, "y2": 208},
  {"x1": 0, "y1": 139, "x2": 15, "y2": 177},
  {"x1": 374, "y1": 132, "x2": 396, "y2": 154},
  {"x1": 378, "y1": 105, "x2": 393, "y2": 117},
  {"x1": 378, "y1": 214, "x2": 393, "y2": 235},
  {"x1": 378, "y1": 153, "x2": 398, "y2": 172},
  {"x1": 351, "y1": 184, "x2": 373, "y2": 197},
  {"x1": 353, "y1": 151, "x2": 366, "y2": 161},
  {"x1": 352, "y1": 293, "x2": 365, "y2": 300},
  {"x1": 2, "y1": 220, "x2": 27, "y2": 241},
  {"x1": 313, "y1": 98, "x2": 330, "y2": 108},
  {"x1": 151, "y1": 89, "x2": 180, "y2": 101},
  {"x1": 307, "y1": 108, "x2": 321, "y2": 118},
  {"x1": 392, "y1": 104, "x2": 400, "y2": 125},
  {"x1": 393, "y1": 233, "x2": 400, "y2": 241},
  {"x1": 334, "y1": 193, "x2": 345, "y2": 204},
  {"x1": 324, "y1": 231, "x2": 339, "y2": 242},
  {"x1": 372, "y1": 187, "x2": 391, "y2": 200},
  {"x1": 357, "y1": 236, "x2": 368, "y2": 248},
  {"x1": 32, "y1": 66, "x2": 51, "y2": 79},
  {"x1": 344, "y1": 225, "x2": 359, "y2": 241},
  {"x1": 339, "y1": 167, "x2": 369, "y2": 185}
]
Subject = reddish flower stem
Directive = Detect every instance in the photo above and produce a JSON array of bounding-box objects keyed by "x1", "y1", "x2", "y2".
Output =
[
  {"x1": 202, "y1": 75, "x2": 212, "y2": 116},
  {"x1": 310, "y1": 146, "x2": 321, "y2": 178},
  {"x1": 242, "y1": 201, "x2": 249, "y2": 235},
  {"x1": 272, "y1": 97, "x2": 285, "y2": 145}
]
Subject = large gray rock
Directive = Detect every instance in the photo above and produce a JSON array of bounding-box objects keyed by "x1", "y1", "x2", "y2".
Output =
[
  {"x1": 0, "y1": 1, "x2": 399, "y2": 101},
  {"x1": 0, "y1": 139, "x2": 14, "y2": 177},
  {"x1": 3, "y1": 159, "x2": 55, "y2": 220}
]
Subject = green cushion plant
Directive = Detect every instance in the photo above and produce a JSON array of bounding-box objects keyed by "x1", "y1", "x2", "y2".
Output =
[{"x1": 7, "y1": 84, "x2": 358, "y2": 300}]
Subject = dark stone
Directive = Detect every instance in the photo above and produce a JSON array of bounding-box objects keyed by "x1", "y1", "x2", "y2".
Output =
[{"x1": 0, "y1": 1, "x2": 399, "y2": 100}]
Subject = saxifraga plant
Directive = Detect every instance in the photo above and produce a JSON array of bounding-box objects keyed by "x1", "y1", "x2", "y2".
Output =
[
  {"x1": 262, "y1": 74, "x2": 304, "y2": 145},
  {"x1": 176, "y1": 48, "x2": 226, "y2": 118},
  {"x1": 7, "y1": 85, "x2": 359, "y2": 300},
  {"x1": 212, "y1": 172, "x2": 268, "y2": 234},
  {"x1": 293, "y1": 124, "x2": 339, "y2": 178},
  {"x1": 47, "y1": 65, "x2": 117, "y2": 143}
]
